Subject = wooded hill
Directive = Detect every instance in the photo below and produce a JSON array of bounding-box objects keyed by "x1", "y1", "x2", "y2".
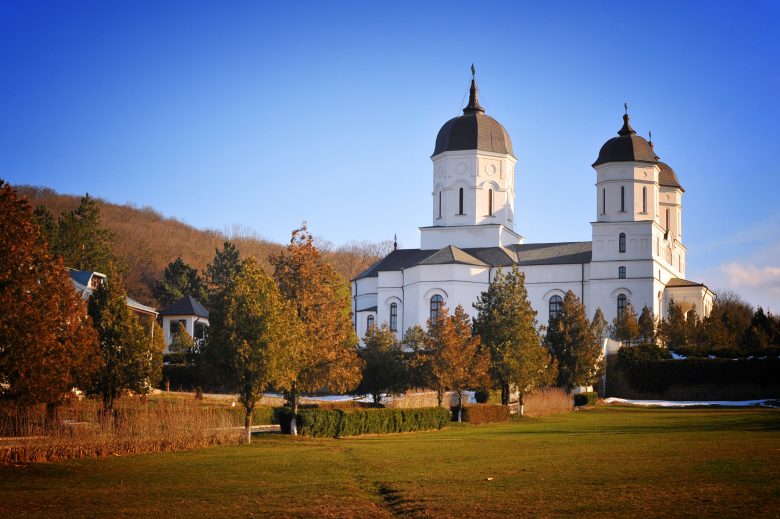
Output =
[{"x1": 16, "y1": 185, "x2": 390, "y2": 307}]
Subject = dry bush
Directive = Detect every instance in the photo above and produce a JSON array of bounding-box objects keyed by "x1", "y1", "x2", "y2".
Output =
[
  {"x1": 523, "y1": 388, "x2": 573, "y2": 417},
  {"x1": 385, "y1": 390, "x2": 462, "y2": 409},
  {"x1": 0, "y1": 397, "x2": 243, "y2": 464}
]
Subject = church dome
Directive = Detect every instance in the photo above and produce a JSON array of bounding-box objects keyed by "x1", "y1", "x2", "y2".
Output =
[
  {"x1": 432, "y1": 75, "x2": 514, "y2": 158},
  {"x1": 659, "y1": 161, "x2": 684, "y2": 192},
  {"x1": 593, "y1": 112, "x2": 657, "y2": 167}
]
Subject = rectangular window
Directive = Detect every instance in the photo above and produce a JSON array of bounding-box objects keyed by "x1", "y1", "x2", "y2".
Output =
[
  {"x1": 620, "y1": 186, "x2": 625, "y2": 212},
  {"x1": 619, "y1": 266, "x2": 626, "y2": 279},
  {"x1": 642, "y1": 187, "x2": 647, "y2": 213}
]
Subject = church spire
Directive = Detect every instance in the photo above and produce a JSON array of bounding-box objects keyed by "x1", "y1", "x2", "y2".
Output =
[
  {"x1": 463, "y1": 64, "x2": 485, "y2": 114},
  {"x1": 617, "y1": 103, "x2": 636, "y2": 136}
]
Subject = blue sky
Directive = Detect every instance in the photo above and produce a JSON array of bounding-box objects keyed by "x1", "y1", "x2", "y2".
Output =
[{"x1": 2, "y1": 1, "x2": 779, "y2": 309}]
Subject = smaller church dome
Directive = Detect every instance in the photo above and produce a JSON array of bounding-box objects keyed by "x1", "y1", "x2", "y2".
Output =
[
  {"x1": 659, "y1": 161, "x2": 684, "y2": 192},
  {"x1": 432, "y1": 71, "x2": 514, "y2": 158},
  {"x1": 593, "y1": 112, "x2": 657, "y2": 167}
]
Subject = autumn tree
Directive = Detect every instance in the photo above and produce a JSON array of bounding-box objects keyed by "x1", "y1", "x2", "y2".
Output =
[
  {"x1": 425, "y1": 305, "x2": 490, "y2": 421},
  {"x1": 610, "y1": 302, "x2": 640, "y2": 346},
  {"x1": 0, "y1": 181, "x2": 100, "y2": 408},
  {"x1": 34, "y1": 194, "x2": 115, "y2": 272},
  {"x1": 87, "y1": 264, "x2": 162, "y2": 410},
  {"x1": 168, "y1": 322, "x2": 194, "y2": 353},
  {"x1": 637, "y1": 305, "x2": 657, "y2": 346},
  {"x1": 699, "y1": 291, "x2": 754, "y2": 355},
  {"x1": 207, "y1": 258, "x2": 302, "y2": 443},
  {"x1": 473, "y1": 267, "x2": 552, "y2": 409},
  {"x1": 591, "y1": 308, "x2": 608, "y2": 346},
  {"x1": 154, "y1": 256, "x2": 208, "y2": 307},
  {"x1": 357, "y1": 324, "x2": 409, "y2": 404},
  {"x1": 269, "y1": 224, "x2": 362, "y2": 435},
  {"x1": 545, "y1": 290, "x2": 603, "y2": 390},
  {"x1": 657, "y1": 299, "x2": 688, "y2": 352}
]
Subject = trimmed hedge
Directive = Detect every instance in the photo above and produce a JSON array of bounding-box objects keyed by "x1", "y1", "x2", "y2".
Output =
[
  {"x1": 282, "y1": 407, "x2": 450, "y2": 437},
  {"x1": 574, "y1": 392, "x2": 598, "y2": 407},
  {"x1": 453, "y1": 404, "x2": 510, "y2": 424},
  {"x1": 161, "y1": 364, "x2": 199, "y2": 390},
  {"x1": 617, "y1": 348, "x2": 780, "y2": 393}
]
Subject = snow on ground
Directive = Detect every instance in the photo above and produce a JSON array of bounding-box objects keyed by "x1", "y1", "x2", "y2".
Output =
[{"x1": 604, "y1": 397, "x2": 778, "y2": 407}]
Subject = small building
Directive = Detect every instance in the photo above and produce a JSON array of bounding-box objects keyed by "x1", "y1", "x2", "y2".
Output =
[
  {"x1": 69, "y1": 269, "x2": 158, "y2": 319},
  {"x1": 158, "y1": 295, "x2": 209, "y2": 353}
]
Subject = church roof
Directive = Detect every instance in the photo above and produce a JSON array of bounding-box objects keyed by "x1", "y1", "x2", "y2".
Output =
[
  {"x1": 159, "y1": 295, "x2": 209, "y2": 318},
  {"x1": 593, "y1": 112, "x2": 658, "y2": 167},
  {"x1": 658, "y1": 161, "x2": 684, "y2": 192},
  {"x1": 432, "y1": 68, "x2": 514, "y2": 158},
  {"x1": 665, "y1": 277, "x2": 705, "y2": 288},
  {"x1": 353, "y1": 241, "x2": 592, "y2": 280}
]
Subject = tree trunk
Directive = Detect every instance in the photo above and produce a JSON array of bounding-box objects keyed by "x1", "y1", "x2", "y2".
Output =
[
  {"x1": 45, "y1": 402, "x2": 58, "y2": 431},
  {"x1": 436, "y1": 388, "x2": 443, "y2": 408},
  {"x1": 289, "y1": 390, "x2": 299, "y2": 436},
  {"x1": 373, "y1": 392, "x2": 381, "y2": 405},
  {"x1": 501, "y1": 382, "x2": 509, "y2": 406},
  {"x1": 243, "y1": 406, "x2": 253, "y2": 444},
  {"x1": 519, "y1": 393, "x2": 524, "y2": 417},
  {"x1": 457, "y1": 390, "x2": 463, "y2": 422}
]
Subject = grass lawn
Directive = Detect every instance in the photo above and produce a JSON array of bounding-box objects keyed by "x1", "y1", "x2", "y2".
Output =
[{"x1": 1, "y1": 406, "x2": 778, "y2": 518}]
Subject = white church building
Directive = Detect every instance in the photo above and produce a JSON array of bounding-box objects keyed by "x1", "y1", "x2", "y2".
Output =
[{"x1": 351, "y1": 71, "x2": 714, "y2": 340}]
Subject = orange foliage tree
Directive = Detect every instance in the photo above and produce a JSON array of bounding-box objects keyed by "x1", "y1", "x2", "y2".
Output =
[
  {"x1": 0, "y1": 181, "x2": 100, "y2": 408},
  {"x1": 269, "y1": 224, "x2": 362, "y2": 435}
]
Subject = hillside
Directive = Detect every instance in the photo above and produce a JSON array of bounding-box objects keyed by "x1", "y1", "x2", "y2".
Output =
[{"x1": 16, "y1": 185, "x2": 390, "y2": 307}]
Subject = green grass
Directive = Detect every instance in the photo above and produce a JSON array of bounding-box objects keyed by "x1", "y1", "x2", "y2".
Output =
[{"x1": 1, "y1": 406, "x2": 778, "y2": 518}]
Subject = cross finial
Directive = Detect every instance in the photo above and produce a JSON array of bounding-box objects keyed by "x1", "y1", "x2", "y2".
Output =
[
  {"x1": 393, "y1": 233, "x2": 397, "y2": 251},
  {"x1": 624, "y1": 102, "x2": 628, "y2": 115},
  {"x1": 648, "y1": 130, "x2": 652, "y2": 143},
  {"x1": 471, "y1": 63, "x2": 475, "y2": 79}
]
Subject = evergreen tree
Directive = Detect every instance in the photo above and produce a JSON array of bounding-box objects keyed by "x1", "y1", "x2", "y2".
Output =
[
  {"x1": 358, "y1": 324, "x2": 409, "y2": 404},
  {"x1": 424, "y1": 305, "x2": 490, "y2": 421},
  {"x1": 545, "y1": 290, "x2": 603, "y2": 390},
  {"x1": 49, "y1": 194, "x2": 116, "y2": 272},
  {"x1": 154, "y1": 256, "x2": 208, "y2": 307},
  {"x1": 205, "y1": 241, "x2": 242, "y2": 296},
  {"x1": 208, "y1": 258, "x2": 303, "y2": 443},
  {"x1": 87, "y1": 264, "x2": 162, "y2": 410},
  {"x1": 637, "y1": 306, "x2": 657, "y2": 346},
  {"x1": 610, "y1": 302, "x2": 640, "y2": 346},
  {"x1": 0, "y1": 182, "x2": 101, "y2": 407},
  {"x1": 269, "y1": 224, "x2": 362, "y2": 435},
  {"x1": 168, "y1": 322, "x2": 194, "y2": 353},
  {"x1": 473, "y1": 267, "x2": 551, "y2": 408}
]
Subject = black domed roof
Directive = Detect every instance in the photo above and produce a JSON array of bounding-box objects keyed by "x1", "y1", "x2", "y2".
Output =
[
  {"x1": 432, "y1": 76, "x2": 514, "y2": 157},
  {"x1": 659, "y1": 161, "x2": 684, "y2": 192},
  {"x1": 593, "y1": 113, "x2": 658, "y2": 167}
]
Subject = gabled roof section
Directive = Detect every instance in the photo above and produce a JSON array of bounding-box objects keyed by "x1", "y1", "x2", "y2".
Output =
[
  {"x1": 418, "y1": 245, "x2": 488, "y2": 267},
  {"x1": 159, "y1": 295, "x2": 209, "y2": 318},
  {"x1": 665, "y1": 277, "x2": 706, "y2": 288},
  {"x1": 353, "y1": 242, "x2": 593, "y2": 280},
  {"x1": 511, "y1": 241, "x2": 592, "y2": 265},
  {"x1": 71, "y1": 278, "x2": 157, "y2": 315}
]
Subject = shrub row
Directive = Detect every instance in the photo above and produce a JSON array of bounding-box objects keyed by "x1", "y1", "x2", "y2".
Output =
[
  {"x1": 617, "y1": 350, "x2": 780, "y2": 393},
  {"x1": 573, "y1": 392, "x2": 598, "y2": 407},
  {"x1": 275, "y1": 407, "x2": 450, "y2": 437},
  {"x1": 453, "y1": 404, "x2": 510, "y2": 424},
  {"x1": 161, "y1": 364, "x2": 199, "y2": 391}
]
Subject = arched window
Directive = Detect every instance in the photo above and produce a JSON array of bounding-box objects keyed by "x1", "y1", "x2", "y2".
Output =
[
  {"x1": 549, "y1": 295, "x2": 563, "y2": 321},
  {"x1": 619, "y1": 232, "x2": 626, "y2": 253},
  {"x1": 430, "y1": 295, "x2": 443, "y2": 322},
  {"x1": 642, "y1": 187, "x2": 647, "y2": 213},
  {"x1": 620, "y1": 186, "x2": 625, "y2": 212},
  {"x1": 488, "y1": 189, "x2": 493, "y2": 216},
  {"x1": 458, "y1": 188, "x2": 464, "y2": 215},
  {"x1": 438, "y1": 191, "x2": 442, "y2": 218},
  {"x1": 366, "y1": 315, "x2": 375, "y2": 329},
  {"x1": 602, "y1": 188, "x2": 606, "y2": 214},
  {"x1": 618, "y1": 266, "x2": 626, "y2": 279},
  {"x1": 617, "y1": 294, "x2": 628, "y2": 316},
  {"x1": 389, "y1": 303, "x2": 398, "y2": 332},
  {"x1": 666, "y1": 208, "x2": 670, "y2": 232}
]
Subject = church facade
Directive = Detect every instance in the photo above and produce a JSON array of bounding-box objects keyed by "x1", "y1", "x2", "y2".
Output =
[{"x1": 351, "y1": 73, "x2": 714, "y2": 341}]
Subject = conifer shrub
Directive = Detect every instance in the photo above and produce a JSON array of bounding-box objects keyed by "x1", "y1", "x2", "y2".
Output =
[
  {"x1": 292, "y1": 407, "x2": 450, "y2": 437},
  {"x1": 573, "y1": 392, "x2": 598, "y2": 407},
  {"x1": 452, "y1": 404, "x2": 510, "y2": 424},
  {"x1": 474, "y1": 389, "x2": 491, "y2": 403}
]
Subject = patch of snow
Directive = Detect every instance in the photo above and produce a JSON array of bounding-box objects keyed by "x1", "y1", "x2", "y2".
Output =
[
  {"x1": 670, "y1": 352, "x2": 687, "y2": 360},
  {"x1": 604, "y1": 397, "x2": 778, "y2": 408}
]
